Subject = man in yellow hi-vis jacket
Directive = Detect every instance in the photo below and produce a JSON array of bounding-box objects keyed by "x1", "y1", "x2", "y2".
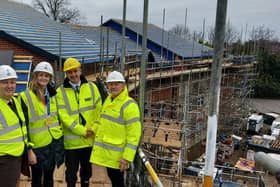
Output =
[
  {"x1": 56, "y1": 58, "x2": 102, "y2": 187},
  {"x1": 90, "y1": 71, "x2": 142, "y2": 187},
  {"x1": 0, "y1": 65, "x2": 34, "y2": 187}
]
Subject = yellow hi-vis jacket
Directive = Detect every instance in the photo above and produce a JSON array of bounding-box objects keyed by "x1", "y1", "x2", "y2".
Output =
[
  {"x1": 90, "y1": 87, "x2": 142, "y2": 169},
  {"x1": 19, "y1": 90, "x2": 63, "y2": 149},
  {"x1": 56, "y1": 77, "x2": 102, "y2": 150},
  {"x1": 0, "y1": 97, "x2": 27, "y2": 156}
]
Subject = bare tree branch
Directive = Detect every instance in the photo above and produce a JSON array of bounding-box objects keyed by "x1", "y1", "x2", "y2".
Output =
[
  {"x1": 208, "y1": 22, "x2": 238, "y2": 45},
  {"x1": 169, "y1": 24, "x2": 191, "y2": 40},
  {"x1": 33, "y1": 0, "x2": 49, "y2": 17},
  {"x1": 250, "y1": 25, "x2": 275, "y2": 41},
  {"x1": 32, "y1": 0, "x2": 85, "y2": 24}
]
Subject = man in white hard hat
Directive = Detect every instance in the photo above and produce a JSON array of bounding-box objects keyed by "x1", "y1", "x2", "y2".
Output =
[
  {"x1": 90, "y1": 71, "x2": 142, "y2": 187},
  {"x1": 0, "y1": 65, "x2": 31, "y2": 187}
]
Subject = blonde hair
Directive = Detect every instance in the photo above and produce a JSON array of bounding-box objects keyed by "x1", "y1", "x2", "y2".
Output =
[{"x1": 28, "y1": 72, "x2": 50, "y2": 102}]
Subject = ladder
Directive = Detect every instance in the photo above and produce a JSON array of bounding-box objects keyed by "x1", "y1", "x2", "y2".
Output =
[{"x1": 12, "y1": 56, "x2": 32, "y2": 94}]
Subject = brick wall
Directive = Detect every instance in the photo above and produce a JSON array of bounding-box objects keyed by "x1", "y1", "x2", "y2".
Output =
[
  {"x1": 0, "y1": 38, "x2": 56, "y2": 68},
  {"x1": 0, "y1": 38, "x2": 100, "y2": 76}
]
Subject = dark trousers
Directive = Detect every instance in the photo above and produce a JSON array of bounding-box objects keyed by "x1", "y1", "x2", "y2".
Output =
[
  {"x1": 107, "y1": 167, "x2": 125, "y2": 187},
  {"x1": 65, "y1": 147, "x2": 92, "y2": 187},
  {"x1": 31, "y1": 163, "x2": 55, "y2": 187},
  {"x1": 0, "y1": 155, "x2": 21, "y2": 187}
]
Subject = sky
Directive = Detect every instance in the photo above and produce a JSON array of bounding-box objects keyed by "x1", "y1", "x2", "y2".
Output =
[{"x1": 16, "y1": 0, "x2": 280, "y2": 40}]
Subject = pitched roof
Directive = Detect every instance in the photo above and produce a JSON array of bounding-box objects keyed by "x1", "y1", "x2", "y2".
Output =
[
  {"x1": 0, "y1": 1, "x2": 101, "y2": 64},
  {"x1": 105, "y1": 19, "x2": 213, "y2": 59},
  {"x1": 70, "y1": 25, "x2": 143, "y2": 57}
]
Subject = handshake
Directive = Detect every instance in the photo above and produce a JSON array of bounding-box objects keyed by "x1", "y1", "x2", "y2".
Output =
[{"x1": 85, "y1": 128, "x2": 94, "y2": 138}]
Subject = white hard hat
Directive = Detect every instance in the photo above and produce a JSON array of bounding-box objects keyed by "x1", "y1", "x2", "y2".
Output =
[
  {"x1": 33, "y1": 61, "x2": 54, "y2": 76},
  {"x1": 0, "y1": 65, "x2": 17, "y2": 80},
  {"x1": 106, "y1": 71, "x2": 125, "y2": 83}
]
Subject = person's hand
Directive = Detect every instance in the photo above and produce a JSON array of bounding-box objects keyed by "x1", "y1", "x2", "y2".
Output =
[
  {"x1": 27, "y1": 149, "x2": 37, "y2": 165},
  {"x1": 119, "y1": 158, "x2": 129, "y2": 172},
  {"x1": 85, "y1": 128, "x2": 94, "y2": 138}
]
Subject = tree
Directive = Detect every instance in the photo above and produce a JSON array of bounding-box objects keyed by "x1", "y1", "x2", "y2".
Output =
[
  {"x1": 169, "y1": 24, "x2": 191, "y2": 40},
  {"x1": 32, "y1": 0, "x2": 85, "y2": 24},
  {"x1": 208, "y1": 22, "x2": 238, "y2": 46},
  {"x1": 192, "y1": 30, "x2": 204, "y2": 44},
  {"x1": 250, "y1": 25, "x2": 276, "y2": 41},
  {"x1": 254, "y1": 53, "x2": 280, "y2": 98},
  {"x1": 207, "y1": 26, "x2": 215, "y2": 45},
  {"x1": 247, "y1": 25, "x2": 279, "y2": 55},
  {"x1": 169, "y1": 24, "x2": 207, "y2": 45}
]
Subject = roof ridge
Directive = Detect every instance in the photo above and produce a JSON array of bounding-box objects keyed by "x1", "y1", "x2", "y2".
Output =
[{"x1": 7, "y1": 0, "x2": 32, "y2": 8}]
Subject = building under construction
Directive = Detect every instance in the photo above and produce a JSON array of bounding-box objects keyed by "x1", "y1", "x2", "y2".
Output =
[
  {"x1": 2, "y1": 1, "x2": 277, "y2": 187},
  {"x1": 116, "y1": 54, "x2": 257, "y2": 186}
]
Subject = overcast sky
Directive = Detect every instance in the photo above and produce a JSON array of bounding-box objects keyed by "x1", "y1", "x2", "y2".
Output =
[{"x1": 17, "y1": 0, "x2": 280, "y2": 40}]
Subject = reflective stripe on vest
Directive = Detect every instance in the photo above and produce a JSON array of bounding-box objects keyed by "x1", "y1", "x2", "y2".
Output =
[
  {"x1": 0, "y1": 124, "x2": 21, "y2": 135},
  {"x1": 94, "y1": 141, "x2": 138, "y2": 152},
  {"x1": 69, "y1": 121, "x2": 78, "y2": 131},
  {"x1": 64, "y1": 135, "x2": 82, "y2": 140},
  {"x1": 29, "y1": 122, "x2": 60, "y2": 134},
  {"x1": 126, "y1": 143, "x2": 138, "y2": 150},
  {"x1": 0, "y1": 136, "x2": 24, "y2": 143},
  {"x1": 101, "y1": 100, "x2": 140, "y2": 125},
  {"x1": 0, "y1": 110, "x2": 24, "y2": 143},
  {"x1": 58, "y1": 83, "x2": 100, "y2": 115},
  {"x1": 24, "y1": 90, "x2": 58, "y2": 123},
  {"x1": 0, "y1": 110, "x2": 8, "y2": 128},
  {"x1": 94, "y1": 141, "x2": 124, "y2": 152},
  {"x1": 0, "y1": 111, "x2": 22, "y2": 136}
]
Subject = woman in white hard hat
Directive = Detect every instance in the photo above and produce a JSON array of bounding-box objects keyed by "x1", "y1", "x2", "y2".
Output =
[
  {"x1": 90, "y1": 71, "x2": 142, "y2": 187},
  {"x1": 18, "y1": 61, "x2": 63, "y2": 187},
  {"x1": 0, "y1": 65, "x2": 31, "y2": 187}
]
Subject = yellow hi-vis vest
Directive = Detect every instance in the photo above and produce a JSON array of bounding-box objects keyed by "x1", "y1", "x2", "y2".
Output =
[
  {"x1": 19, "y1": 90, "x2": 63, "y2": 149},
  {"x1": 90, "y1": 87, "x2": 142, "y2": 169},
  {"x1": 0, "y1": 97, "x2": 27, "y2": 156},
  {"x1": 56, "y1": 82, "x2": 102, "y2": 150}
]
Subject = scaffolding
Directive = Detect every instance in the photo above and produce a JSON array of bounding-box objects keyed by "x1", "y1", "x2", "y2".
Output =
[
  {"x1": 116, "y1": 55, "x2": 258, "y2": 186},
  {"x1": 219, "y1": 62, "x2": 257, "y2": 135}
]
